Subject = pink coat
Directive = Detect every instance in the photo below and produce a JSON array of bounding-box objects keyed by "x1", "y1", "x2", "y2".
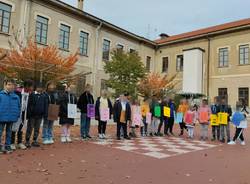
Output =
[{"x1": 198, "y1": 105, "x2": 211, "y2": 124}]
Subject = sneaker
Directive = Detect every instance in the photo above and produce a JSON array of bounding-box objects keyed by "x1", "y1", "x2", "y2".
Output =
[
  {"x1": 43, "y1": 140, "x2": 50, "y2": 145},
  {"x1": 98, "y1": 134, "x2": 103, "y2": 139},
  {"x1": 240, "y1": 141, "x2": 246, "y2": 146},
  {"x1": 61, "y1": 136, "x2": 67, "y2": 143},
  {"x1": 49, "y1": 139, "x2": 54, "y2": 144},
  {"x1": 0, "y1": 146, "x2": 3, "y2": 154},
  {"x1": 117, "y1": 137, "x2": 121, "y2": 140},
  {"x1": 124, "y1": 136, "x2": 131, "y2": 140},
  {"x1": 25, "y1": 142, "x2": 31, "y2": 148},
  {"x1": 220, "y1": 139, "x2": 225, "y2": 143},
  {"x1": 81, "y1": 136, "x2": 87, "y2": 141},
  {"x1": 102, "y1": 134, "x2": 106, "y2": 139},
  {"x1": 17, "y1": 143, "x2": 27, "y2": 150},
  {"x1": 66, "y1": 136, "x2": 72, "y2": 143},
  {"x1": 32, "y1": 142, "x2": 40, "y2": 147},
  {"x1": 10, "y1": 144, "x2": 16, "y2": 151},
  {"x1": 4, "y1": 146, "x2": 13, "y2": 154},
  {"x1": 228, "y1": 141, "x2": 236, "y2": 145},
  {"x1": 86, "y1": 135, "x2": 92, "y2": 139},
  {"x1": 149, "y1": 133, "x2": 153, "y2": 136},
  {"x1": 211, "y1": 138, "x2": 216, "y2": 141}
]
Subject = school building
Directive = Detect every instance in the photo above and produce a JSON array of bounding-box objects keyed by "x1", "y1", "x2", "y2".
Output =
[{"x1": 0, "y1": 0, "x2": 250, "y2": 107}]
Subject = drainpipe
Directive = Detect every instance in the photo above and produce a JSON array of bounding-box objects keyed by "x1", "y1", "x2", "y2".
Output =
[
  {"x1": 206, "y1": 35, "x2": 211, "y2": 98},
  {"x1": 92, "y1": 21, "x2": 103, "y2": 96}
]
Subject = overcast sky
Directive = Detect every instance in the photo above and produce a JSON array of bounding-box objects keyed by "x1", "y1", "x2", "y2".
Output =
[{"x1": 62, "y1": 0, "x2": 250, "y2": 40}]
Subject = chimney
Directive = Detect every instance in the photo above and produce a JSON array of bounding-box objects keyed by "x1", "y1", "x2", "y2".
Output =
[
  {"x1": 77, "y1": 0, "x2": 84, "y2": 11},
  {"x1": 159, "y1": 33, "x2": 170, "y2": 39}
]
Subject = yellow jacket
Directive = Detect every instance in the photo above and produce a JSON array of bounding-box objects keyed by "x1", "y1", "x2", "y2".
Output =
[
  {"x1": 141, "y1": 102, "x2": 150, "y2": 117},
  {"x1": 178, "y1": 104, "x2": 189, "y2": 114}
]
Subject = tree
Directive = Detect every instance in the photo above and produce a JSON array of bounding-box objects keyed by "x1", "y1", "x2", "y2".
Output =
[
  {"x1": 138, "y1": 72, "x2": 177, "y2": 98},
  {"x1": 104, "y1": 49, "x2": 146, "y2": 97},
  {"x1": 0, "y1": 40, "x2": 78, "y2": 84}
]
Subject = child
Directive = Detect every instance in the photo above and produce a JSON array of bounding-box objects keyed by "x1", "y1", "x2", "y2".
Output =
[
  {"x1": 165, "y1": 99, "x2": 176, "y2": 136},
  {"x1": 77, "y1": 84, "x2": 94, "y2": 140},
  {"x1": 95, "y1": 90, "x2": 113, "y2": 139},
  {"x1": 210, "y1": 96, "x2": 220, "y2": 141},
  {"x1": 58, "y1": 84, "x2": 77, "y2": 143},
  {"x1": 185, "y1": 105, "x2": 197, "y2": 139},
  {"x1": 150, "y1": 96, "x2": 161, "y2": 136},
  {"x1": 228, "y1": 99, "x2": 249, "y2": 145},
  {"x1": 177, "y1": 99, "x2": 189, "y2": 136},
  {"x1": 11, "y1": 79, "x2": 34, "y2": 150},
  {"x1": 158, "y1": 98, "x2": 168, "y2": 136},
  {"x1": 42, "y1": 81, "x2": 58, "y2": 145},
  {"x1": 198, "y1": 99, "x2": 211, "y2": 141},
  {"x1": 130, "y1": 99, "x2": 142, "y2": 138},
  {"x1": 25, "y1": 83, "x2": 48, "y2": 148},
  {"x1": 0, "y1": 79, "x2": 20, "y2": 154},
  {"x1": 113, "y1": 93, "x2": 131, "y2": 140},
  {"x1": 218, "y1": 97, "x2": 232, "y2": 143},
  {"x1": 140, "y1": 98, "x2": 150, "y2": 136}
]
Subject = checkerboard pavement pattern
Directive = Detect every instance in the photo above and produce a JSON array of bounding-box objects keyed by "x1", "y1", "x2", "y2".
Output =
[{"x1": 92, "y1": 136, "x2": 220, "y2": 159}]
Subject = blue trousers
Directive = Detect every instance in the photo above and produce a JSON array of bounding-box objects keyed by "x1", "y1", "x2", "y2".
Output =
[
  {"x1": 80, "y1": 113, "x2": 91, "y2": 137},
  {"x1": 0, "y1": 122, "x2": 13, "y2": 148}
]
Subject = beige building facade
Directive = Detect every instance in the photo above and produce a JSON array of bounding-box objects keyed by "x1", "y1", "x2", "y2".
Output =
[{"x1": 0, "y1": 0, "x2": 250, "y2": 107}]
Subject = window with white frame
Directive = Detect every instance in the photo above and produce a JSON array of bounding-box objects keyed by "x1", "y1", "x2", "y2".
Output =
[
  {"x1": 239, "y1": 44, "x2": 249, "y2": 65},
  {"x1": 102, "y1": 39, "x2": 110, "y2": 61},
  {"x1": 218, "y1": 48, "x2": 229, "y2": 67},
  {"x1": 59, "y1": 24, "x2": 70, "y2": 50},
  {"x1": 35, "y1": 15, "x2": 48, "y2": 45},
  {"x1": 176, "y1": 55, "x2": 183, "y2": 71},
  {"x1": 162, "y1": 57, "x2": 169, "y2": 73},
  {"x1": 79, "y1": 31, "x2": 89, "y2": 56},
  {"x1": 0, "y1": 2, "x2": 12, "y2": 33}
]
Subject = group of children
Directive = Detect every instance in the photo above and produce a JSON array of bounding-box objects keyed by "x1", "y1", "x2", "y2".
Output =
[{"x1": 0, "y1": 78, "x2": 248, "y2": 155}]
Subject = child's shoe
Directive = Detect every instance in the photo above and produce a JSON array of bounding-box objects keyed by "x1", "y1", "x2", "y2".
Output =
[
  {"x1": 4, "y1": 146, "x2": 13, "y2": 154},
  {"x1": 66, "y1": 136, "x2": 72, "y2": 143},
  {"x1": 240, "y1": 141, "x2": 246, "y2": 146},
  {"x1": 48, "y1": 138, "x2": 54, "y2": 144},
  {"x1": 32, "y1": 142, "x2": 40, "y2": 147},
  {"x1": 17, "y1": 143, "x2": 27, "y2": 150},
  {"x1": 25, "y1": 142, "x2": 31, "y2": 149},
  {"x1": 61, "y1": 136, "x2": 67, "y2": 143},
  {"x1": 98, "y1": 134, "x2": 103, "y2": 139},
  {"x1": 102, "y1": 134, "x2": 106, "y2": 139},
  {"x1": 228, "y1": 141, "x2": 236, "y2": 145},
  {"x1": 43, "y1": 139, "x2": 50, "y2": 145},
  {"x1": 10, "y1": 144, "x2": 16, "y2": 151}
]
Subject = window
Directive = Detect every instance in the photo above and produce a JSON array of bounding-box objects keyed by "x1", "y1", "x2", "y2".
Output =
[
  {"x1": 117, "y1": 44, "x2": 124, "y2": 51},
  {"x1": 79, "y1": 31, "x2": 89, "y2": 56},
  {"x1": 102, "y1": 39, "x2": 110, "y2": 61},
  {"x1": 218, "y1": 88, "x2": 228, "y2": 101},
  {"x1": 59, "y1": 24, "x2": 70, "y2": 50},
  {"x1": 239, "y1": 45, "x2": 249, "y2": 65},
  {"x1": 162, "y1": 57, "x2": 168, "y2": 73},
  {"x1": 219, "y1": 48, "x2": 229, "y2": 67},
  {"x1": 176, "y1": 55, "x2": 184, "y2": 71},
  {"x1": 0, "y1": 2, "x2": 12, "y2": 33},
  {"x1": 35, "y1": 16, "x2": 48, "y2": 45},
  {"x1": 146, "y1": 56, "x2": 151, "y2": 72},
  {"x1": 239, "y1": 88, "x2": 249, "y2": 106},
  {"x1": 100, "y1": 79, "x2": 108, "y2": 94}
]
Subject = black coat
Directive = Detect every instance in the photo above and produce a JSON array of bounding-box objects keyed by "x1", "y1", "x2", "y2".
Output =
[
  {"x1": 27, "y1": 92, "x2": 48, "y2": 119},
  {"x1": 77, "y1": 92, "x2": 94, "y2": 113},
  {"x1": 45, "y1": 91, "x2": 59, "y2": 105},
  {"x1": 95, "y1": 97, "x2": 113, "y2": 121},
  {"x1": 59, "y1": 92, "x2": 77, "y2": 118},
  {"x1": 113, "y1": 101, "x2": 131, "y2": 123}
]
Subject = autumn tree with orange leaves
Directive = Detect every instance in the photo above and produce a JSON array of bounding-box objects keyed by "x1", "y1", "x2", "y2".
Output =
[
  {"x1": 0, "y1": 40, "x2": 78, "y2": 84},
  {"x1": 138, "y1": 72, "x2": 177, "y2": 98}
]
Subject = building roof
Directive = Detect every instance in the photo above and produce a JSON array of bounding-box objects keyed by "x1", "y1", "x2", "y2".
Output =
[
  {"x1": 40, "y1": 0, "x2": 156, "y2": 47},
  {"x1": 155, "y1": 18, "x2": 250, "y2": 45}
]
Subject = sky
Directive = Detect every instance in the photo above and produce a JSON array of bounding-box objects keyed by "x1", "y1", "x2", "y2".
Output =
[{"x1": 62, "y1": 0, "x2": 250, "y2": 40}]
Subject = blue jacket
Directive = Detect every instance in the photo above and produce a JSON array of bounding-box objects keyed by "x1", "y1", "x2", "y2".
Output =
[{"x1": 0, "y1": 90, "x2": 21, "y2": 123}]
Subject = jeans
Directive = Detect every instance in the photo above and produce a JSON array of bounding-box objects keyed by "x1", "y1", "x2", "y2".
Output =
[
  {"x1": 117, "y1": 121, "x2": 128, "y2": 138},
  {"x1": 42, "y1": 119, "x2": 54, "y2": 141},
  {"x1": 165, "y1": 117, "x2": 174, "y2": 134},
  {"x1": 187, "y1": 126, "x2": 194, "y2": 138},
  {"x1": 140, "y1": 117, "x2": 148, "y2": 135},
  {"x1": 11, "y1": 111, "x2": 25, "y2": 144},
  {"x1": 200, "y1": 124, "x2": 209, "y2": 139},
  {"x1": 80, "y1": 113, "x2": 91, "y2": 137},
  {"x1": 0, "y1": 122, "x2": 13, "y2": 147},
  {"x1": 212, "y1": 126, "x2": 220, "y2": 140},
  {"x1": 220, "y1": 124, "x2": 230, "y2": 141},
  {"x1": 150, "y1": 117, "x2": 160, "y2": 134},
  {"x1": 25, "y1": 118, "x2": 42, "y2": 143}
]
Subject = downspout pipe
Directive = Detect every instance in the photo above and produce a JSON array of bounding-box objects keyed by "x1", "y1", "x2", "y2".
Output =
[{"x1": 206, "y1": 35, "x2": 211, "y2": 98}]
